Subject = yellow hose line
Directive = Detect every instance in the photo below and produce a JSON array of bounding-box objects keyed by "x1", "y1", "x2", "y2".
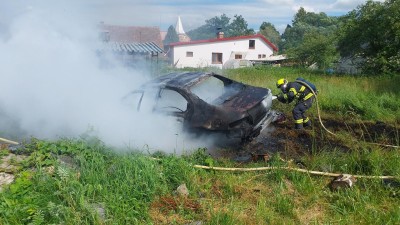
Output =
[
  {"x1": 193, "y1": 165, "x2": 397, "y2": 179},
  {"x1": 296, "y1": 80, "x2": 399, "y2": 148},
  {"x1": 0, "y1": 137, "x2": 19, "y2": 145},
  {"x1": 366, "y1": 142, "x2": 399, "y2": 149}
]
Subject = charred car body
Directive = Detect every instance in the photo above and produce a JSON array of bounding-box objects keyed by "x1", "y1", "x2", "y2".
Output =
[{"x1": 124, "y1": 72, "x2": 274, "y2": 141}]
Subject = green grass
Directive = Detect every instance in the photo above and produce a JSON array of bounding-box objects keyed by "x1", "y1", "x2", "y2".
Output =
[
  {"x1": 223, "y1": 67, "x2": 400, "y2": 123},
  {"x1": 1, "y1": 67, "x2": 400, "y2": 224},
  {"x1": 0, "y1": 138, "x2": 201, "y2": 224},
  {"x1": 1, "y1": 137, "x2": 400, "y2": 224}
]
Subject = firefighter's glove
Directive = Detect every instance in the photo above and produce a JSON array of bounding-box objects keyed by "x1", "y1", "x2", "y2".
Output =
[{"x1": 276, "y1": 94, "x2": 288, "y2": 103}]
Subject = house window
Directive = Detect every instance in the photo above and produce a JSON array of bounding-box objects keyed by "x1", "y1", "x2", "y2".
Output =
[
  {"x1": 262, "y1": 54, "x2": 266, "y2": 58},
  {"x1": 258, "y1": 54, "x2": 262, "y2": 59},
  {"x1": 235, "y1": 54, "x2": 242, "y2": 59},
  {"x1": 212, "y1": 53, "x2": 223, "y2": 64},
  {"x1": 249, "y1": 40, "x2": 255, "y2": 49},
  {"x1": 186, "y1": 51, "x2": 193, "y2": 57}
]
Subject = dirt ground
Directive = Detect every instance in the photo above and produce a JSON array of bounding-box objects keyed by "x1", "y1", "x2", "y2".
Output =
[{"x1": 208, "y1": 115, "x2": 399, "y2": 162}]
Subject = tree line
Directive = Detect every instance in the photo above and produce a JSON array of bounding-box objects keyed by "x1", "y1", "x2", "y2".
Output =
[{"x1": 163, "y1": 0, "x2": 399, "y2": 75}]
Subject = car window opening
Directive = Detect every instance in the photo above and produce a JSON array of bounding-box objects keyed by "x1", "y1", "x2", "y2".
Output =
[
  {"x1": 122, "y1": 89, "x2": 158, "y2": 113},
  {"x1": 155, "y1": 89, "x2": 188, "y2": 113},
  {"x1": 190, "y1": 76, "x2": 243, "y2": 105}
]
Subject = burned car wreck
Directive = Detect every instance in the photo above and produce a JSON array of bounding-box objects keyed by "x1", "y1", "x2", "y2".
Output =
[{"x1": 124, "y1": 72, "x2": 274, "y2": 141}]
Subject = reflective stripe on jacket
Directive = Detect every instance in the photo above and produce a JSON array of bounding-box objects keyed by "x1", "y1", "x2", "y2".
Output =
[{"x1": 278, "y1": 82, "x2": 313, "y2": 103}]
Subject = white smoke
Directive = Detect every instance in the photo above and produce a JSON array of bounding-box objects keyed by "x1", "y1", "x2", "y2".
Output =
[{"x1": 0, "y1": 1, "x2": 212, "y2": 153}]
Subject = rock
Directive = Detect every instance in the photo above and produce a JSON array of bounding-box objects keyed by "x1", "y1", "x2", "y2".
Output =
[
  {"x1": 0, "y1": 153, "x2": 27, "y2": 173},
  {"x1": 177, "y1": 183, "x2": 189, "y2": 197},
  {"x1": 44, "y1": 166, "x2": 55, "y2": 175},
  {"x1": 329, "y1": 174, "x2": 356, "y2": 191},
  {"x1": 92, "y1": 203, "x2": 106, "y2": 221},
  {"x1": 57, "y1": 155, "x2": 78, "y2": 169},
  {"x1": 0, "y1": 172, "x2": 15, "y2": 192}
]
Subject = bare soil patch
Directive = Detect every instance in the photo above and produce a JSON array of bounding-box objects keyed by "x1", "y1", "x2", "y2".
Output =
[{"x1": 208, "y1": 115, "x2": 399, "y2": 162}]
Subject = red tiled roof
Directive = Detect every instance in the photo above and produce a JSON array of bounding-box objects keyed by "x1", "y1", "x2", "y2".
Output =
[
  {"x1": 169, "y1": 34, "x2": 278, "y2": 51},
  {"x1": 100, "y1": 24, "x2": 163, "y2": 49}
]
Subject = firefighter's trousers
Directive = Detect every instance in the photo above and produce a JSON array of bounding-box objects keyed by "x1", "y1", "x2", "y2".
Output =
[{"x1": 292, "y1": 97, "x2": 314, "y2": 128}]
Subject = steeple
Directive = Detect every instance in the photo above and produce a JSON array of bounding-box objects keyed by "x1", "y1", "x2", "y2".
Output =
[
  {"x1": 175, "y1": 16, "x2": 185, "y2": 34},
  {"x1": 174, "y1": 16, "x2": 191, "y2": 42}
]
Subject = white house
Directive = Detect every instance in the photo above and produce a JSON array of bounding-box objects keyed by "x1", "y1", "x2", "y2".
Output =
[{"x1": 169, "y1": 33, "x2": 278, "y2": 69}]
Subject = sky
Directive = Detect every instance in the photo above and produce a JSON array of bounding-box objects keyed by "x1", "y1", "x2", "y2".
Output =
[
  {"x1": 79, "y1": 0, "x2": 382, "y2": 33},
  {"x1": 1, "y1": 0, "x2": 383, "y2": 34}
]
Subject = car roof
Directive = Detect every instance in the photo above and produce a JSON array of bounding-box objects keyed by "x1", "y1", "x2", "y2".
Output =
[{"x1": 140, "y1": 72, "x2": 220, "y2": 90}]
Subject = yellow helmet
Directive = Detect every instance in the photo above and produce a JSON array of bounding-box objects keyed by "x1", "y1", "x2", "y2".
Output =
[{"x1": 276, "y1": 78, "x2": 287, "y2": 88}]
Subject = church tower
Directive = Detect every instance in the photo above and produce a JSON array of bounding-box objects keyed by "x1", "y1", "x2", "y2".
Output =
[{"x1": 175, "y1": 16, "x2": 191, "y2": 42}]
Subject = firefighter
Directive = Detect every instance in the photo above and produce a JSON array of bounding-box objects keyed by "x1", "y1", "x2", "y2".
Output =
[{"x1": 275, "y1": 78, "x2": 315, "y2": 129}]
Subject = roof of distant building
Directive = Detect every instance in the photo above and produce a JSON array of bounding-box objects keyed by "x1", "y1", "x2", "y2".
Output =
[
  {"x1": 100, "y1": 42, "x2": 164, "y2": 54},
  {"x1": 169, "y1": 34, "x2": 278, "y2": 52},
  {"x1": 160, "y1": 31, "x2": 167, "y2": 41},
  {"x1": 99, "y1": 23, "x2": 163, "y2": 49}
]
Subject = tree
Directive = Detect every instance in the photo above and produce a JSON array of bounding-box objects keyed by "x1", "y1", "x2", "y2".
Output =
[
  {"x1": 187, "y1": 14, "x2": 231, "y2": 40},
  {"x1": 187, "y1": 14, "x2": 254, "y2": 40},
  {"x1": 281, "y1": 7, "x2": 338, "y2": 52},
  {"x1": 337, "y1": 0, "x2": 400, "y2": 74},
  {"x1": 226, "y1": 15, "x2": 255, "y2": 37},
  {"x1": 258, "y1": 22, "x2": 281, "y2": 51},
  {"x1": 288, "y1": 31, "x2": 338, "y2": 69},
  {"x1": 293, "y1": 7, "x2": 307, "y2": 25},
  {"x1": 281, "y1": 7, "x2": 339, "y2": 69},
  {"x1": 163, "y1": 25, "x2": 179, "y2": 49},
  {"x1": 205, "y1": 14, "x2": 231, "y2": 32},
  {"x1": 293, "y1": 7, "x2": 336, "y2": 27}
]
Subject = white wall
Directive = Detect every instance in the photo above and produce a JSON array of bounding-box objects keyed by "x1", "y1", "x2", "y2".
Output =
[{"x1": 172, "y1": 37, "x2": 274, "y2": 68}]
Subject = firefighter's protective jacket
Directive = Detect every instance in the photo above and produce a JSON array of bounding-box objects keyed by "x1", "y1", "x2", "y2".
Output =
[{"x1": 277, "y1": 82, "x2": 314, "y2": 103}]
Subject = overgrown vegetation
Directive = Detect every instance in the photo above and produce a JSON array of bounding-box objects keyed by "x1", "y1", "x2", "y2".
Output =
[
  {"x1": 183, "y1": 1, "x2": 399, "y2": 74},
  {"x1": 1, "y1": 67, "x2": 399, "y2": 224},
  {"x1": 281, "y1": 1, "x2": 400, "y2": 74},
  {"x1": 337, "y1": 0, "x2": 400, "y2": 74}
]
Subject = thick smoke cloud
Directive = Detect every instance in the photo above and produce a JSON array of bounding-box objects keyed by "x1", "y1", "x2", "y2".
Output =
[{"x1": 0, "y1": 1, "x2": 208, "y2": 153}]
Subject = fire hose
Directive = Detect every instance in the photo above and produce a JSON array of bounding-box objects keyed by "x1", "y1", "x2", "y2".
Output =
[
  {"x1": 291, "y1": 80, "x2": 336, "y2": 136},
  {"x1": 193, "y1": 164, "x2": 396, "y2": 179},
  {"x1": 148, "y1": 157, "x2": 396, "y2": 179},
  {"x1": 0, "y1": 137, "x2": 19, "y2": 145},
  {"x1": 276, "y1": 80, "x2": 399, "y2": 149}
]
